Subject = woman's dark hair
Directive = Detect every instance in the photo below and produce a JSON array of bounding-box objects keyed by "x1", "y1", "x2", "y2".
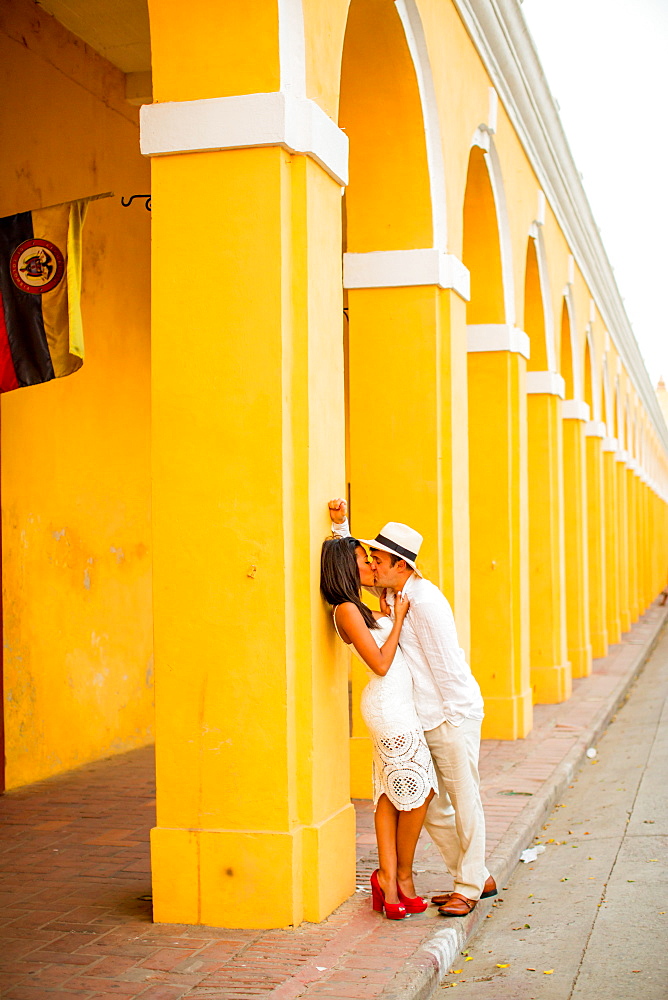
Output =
[{"x1": 320, "y1": 536, "x2": 379, "y2": 629}]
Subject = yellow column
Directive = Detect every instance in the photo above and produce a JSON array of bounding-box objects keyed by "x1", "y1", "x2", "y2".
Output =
[
  {"x1": 468, "y1": 333, "x2": 532, "y2": 739},
  {"x1": 526, "y1": 375, "x2": 569, "y2": 702},
  {"x1": 562, "y1": 402, "x2": 592, "y2": 678},
  {"x1": 149, "y1": 145, "x2": 355, "y2": 929},
  {"x1": 640, "y1": 478, "x2": 653, "y2": 611},
  {"x1": 602, "y1": 437, "x2": 621, "y2": 643},
  {"x1": 584, "y1": 422, "x2": 608, "y2": 657},
  {"x1": 626, "y1": 462, "x2": 639, "y2": 622},
  {"x1": 346, "y1": 277, "x2": 471, "y2": 784},
  {"x1": 144, "y1": 5, "x2": 355, "y2": 924},
  {"x1": 616, "y1": 450, "x2": 631, "y2": 632}
]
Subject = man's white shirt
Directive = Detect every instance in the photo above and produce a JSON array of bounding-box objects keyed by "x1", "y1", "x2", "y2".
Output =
[{"x1": 331, "y1": 519, "x2": 484, "y2": 730}]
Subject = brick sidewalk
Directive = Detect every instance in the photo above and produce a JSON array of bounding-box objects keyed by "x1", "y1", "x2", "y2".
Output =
[{"x1": 1, "y1": 602, "x2": 665, "y2": 1000}]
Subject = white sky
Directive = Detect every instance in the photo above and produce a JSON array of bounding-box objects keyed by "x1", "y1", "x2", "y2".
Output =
[{"x1": 521, "y1": 0, "x2": 668, "y2": 388}]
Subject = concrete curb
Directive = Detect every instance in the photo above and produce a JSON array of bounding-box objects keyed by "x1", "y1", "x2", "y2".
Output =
[{"x1": 379, "y1": 604, "x2": 668, "y2": 1000}]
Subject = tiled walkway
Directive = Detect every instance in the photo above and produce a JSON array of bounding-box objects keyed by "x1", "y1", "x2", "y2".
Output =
[{"x1": 1, "y1": 603, "x2": 665, "y2": 1000}]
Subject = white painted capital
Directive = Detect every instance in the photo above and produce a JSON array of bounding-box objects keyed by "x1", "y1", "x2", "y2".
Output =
[
  {"x1": 562, "y1": 400, "x2": 590, "y2": 421},
  {"x1": 343, "y1": 250, "x2": 470, "y2": 300},
  {"x1": 602, "y1": 437, "x2": 618, "y2": 453},
  {"x1": 467, "y1": 324, "x2": 530, "y2": 359},
  {"x1": 615, "y1": 449, "x2": 629, "y2": 463},
  {"x1": 585, "y1": 420, "x2": 606, "y2": 438},
  {"x1": 526, "y1": 371, "x2": 565, "y2": 397},
  {"x1": 140, "y1": 91, "x2": 349, "y2": 185},
  {"x1": 626, "y1": 457, "x2": 638, "y2": 473}
]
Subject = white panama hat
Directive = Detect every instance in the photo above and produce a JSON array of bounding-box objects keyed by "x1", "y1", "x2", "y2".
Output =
[{"x1": 358, "y1": 522, "x2": 424, "y2": 576}]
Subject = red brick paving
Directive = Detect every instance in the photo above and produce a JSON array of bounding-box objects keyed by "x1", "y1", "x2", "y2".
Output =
[{"x1": 0, "y1": 603, "x2": 664, "y2": 999}]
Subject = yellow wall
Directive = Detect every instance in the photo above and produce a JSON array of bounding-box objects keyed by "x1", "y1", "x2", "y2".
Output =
[{"x1": 0, "y1": 0, "x2": 152, "y2": 788}]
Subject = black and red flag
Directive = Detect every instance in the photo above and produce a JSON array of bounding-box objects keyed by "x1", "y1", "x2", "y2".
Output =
[{"x1": 0, "y1": 200, "x2": 87, "y2": 393}]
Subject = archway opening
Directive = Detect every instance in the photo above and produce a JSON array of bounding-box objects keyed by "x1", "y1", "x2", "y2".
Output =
[
  {"x1": 340, "y1": 0, "x2": 432, "y2": 253},
  {"x1": 524, "y1": 237, "x2": 548, "y2": 370},
  {"x1": 463, "y1": 145, "x2": 505, "y2": 324},
  {"x1": 584, "y1": 338, "x2": 594, "y2": 414},
  {"x1": 560, "y1": 300, "x2": 575, "y2": 398}
]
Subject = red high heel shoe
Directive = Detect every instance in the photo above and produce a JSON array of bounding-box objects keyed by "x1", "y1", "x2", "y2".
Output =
[
  {"x1": 397, "y1": 883, "x2": 428, "y2": 913},
  {"x1": 370, "y1": 870, "x2": 406, "y2": 920}
]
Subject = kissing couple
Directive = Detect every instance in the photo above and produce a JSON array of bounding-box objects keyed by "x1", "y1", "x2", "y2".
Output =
[{"x1": 320, "y1": 499, "x2": 496, "y2": 920}]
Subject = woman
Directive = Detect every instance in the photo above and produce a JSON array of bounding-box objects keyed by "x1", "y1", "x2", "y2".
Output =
[{"x1": 320, "y1": 536, "x2": 438, "y2": 920}]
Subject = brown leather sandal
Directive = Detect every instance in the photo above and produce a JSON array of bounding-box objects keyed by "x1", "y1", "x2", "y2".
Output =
[
  {"x1": 431, "y1": 875, "x2": 497, "y2": 906},
  {"x1": 438, "y1": 892, "x2": 477, "y2": 917}
]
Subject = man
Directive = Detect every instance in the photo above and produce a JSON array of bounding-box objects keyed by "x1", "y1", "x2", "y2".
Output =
[{"x1": 328, "y1": 498, "x2": 496, "y2": 916}]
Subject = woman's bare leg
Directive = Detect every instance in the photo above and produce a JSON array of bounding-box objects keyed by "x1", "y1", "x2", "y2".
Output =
[
  {"x1": 374, "y1": 794, "x2": 400, "y2": 903},
  {"x1": 396, "y1": 790, "x2": 435, "y2": 898}
]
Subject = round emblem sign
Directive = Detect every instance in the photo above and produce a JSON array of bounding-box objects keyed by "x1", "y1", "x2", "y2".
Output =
[{"x1": 10, "y1": 238, "x2": 65, "y2": 294}]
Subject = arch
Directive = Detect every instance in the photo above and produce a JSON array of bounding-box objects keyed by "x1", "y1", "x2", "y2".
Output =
[
  {"x1": 583, "y1": 334, "x2": 594, "y2": 416},
  {"x1": 393, "y1": 0, "x2": 447, "y2": 248},
  {"x1": 463, "y1": 143, "x2": 507, "y2": 324},
  {"x1": 340, "y1": 0, "x2": 433, "y2": 252},
  {"x1": 613, "y1": 377, "x2": 621, "y2": 444},
  {"x1": 560, "y1": 299, "x2": 575, "y2": 399},
  {"x1": 602, "y1": 355, "x2": 612, "y2": 433},
  {"x1": 523, "y1": 234, "x2": 549, "y2": 370}
]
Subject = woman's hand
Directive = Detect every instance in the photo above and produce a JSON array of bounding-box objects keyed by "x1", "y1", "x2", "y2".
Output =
[
  {"x1": 328, "y1": 498, "x2": 348, "y2": 524},
  {"x1": 379, "y1": 588, "x2": 390, "y2": 617},
  {"x1": 393, "y1": 590, "x2": 410, "y2": 624}
]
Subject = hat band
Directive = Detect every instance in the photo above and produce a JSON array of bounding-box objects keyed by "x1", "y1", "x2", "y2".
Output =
[{"x1": 373, "y1": 533, "x2": 418, "y2": 563}]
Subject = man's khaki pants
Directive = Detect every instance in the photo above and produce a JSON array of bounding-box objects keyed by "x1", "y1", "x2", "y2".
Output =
[{"x1": 423, "y1": 716, "x2": 488, "y2": 899}]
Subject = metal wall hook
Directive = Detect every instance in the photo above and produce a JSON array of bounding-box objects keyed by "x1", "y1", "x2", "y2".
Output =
[{"x1": 121, "y1": 195, "x2": 151, "y2": 211}]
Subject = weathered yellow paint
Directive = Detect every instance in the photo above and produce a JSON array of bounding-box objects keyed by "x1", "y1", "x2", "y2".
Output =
[
  {"x1": 1, "y1": 0, "x2": 152, "y2": 789},
  {"x1": 563, "y1": 416, "x2": 592, "y2": 677}
]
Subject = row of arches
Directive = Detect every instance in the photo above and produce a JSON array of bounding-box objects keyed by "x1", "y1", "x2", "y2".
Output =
[{"x1": 338, "y1": 0, "x2": 666, "y2": 739}]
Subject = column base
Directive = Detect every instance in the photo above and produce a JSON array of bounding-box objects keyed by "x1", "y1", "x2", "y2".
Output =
[
  {"x1": 151, "y1": 804, "x2": 356, "y2": 929},
  {"x1": 620, "y1": 610, "x2": 632, "y2": 633},
  {"x1": 531, "y1": 663, "x2": 572, "y2": 705},
  {"x1": 481, "y1": 689, "x2": 533, "y2": 740},
  {"x1": 606, "y1": 617, "x2": 622, "y2": 645},
  {"x1": 590, "y1": 628, "x2": 608, "y2": 659},
  {"x1": 350, "y1": 736, "x2": 373, "y2": 799},
  {"x1": 569, "y1": 643, "x2": 592, "y2": 679}
]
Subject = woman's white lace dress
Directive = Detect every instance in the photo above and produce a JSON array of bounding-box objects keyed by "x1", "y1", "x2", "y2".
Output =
[{"x1": 335, "y1": 611, "x2": 438, "y2": 811}]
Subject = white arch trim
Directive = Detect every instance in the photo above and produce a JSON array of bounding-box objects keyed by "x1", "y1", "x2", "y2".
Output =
[
  {"x1": 140, "y1": 91, "x2": 349, "y2": 185},
  {"x1": 343, "y1": 249, "x2": 470, "y2": 299},
  {"x1": 472, "y1": 127, "x2": 516, "y2": 326},
  {"x1": 526, "y1": 371, "x2": 564, "y2": 397}
]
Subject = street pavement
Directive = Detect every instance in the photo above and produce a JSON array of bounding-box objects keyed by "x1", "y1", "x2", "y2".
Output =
[{"x1": 437, "y1": 624, "x2": 668, "y2": 999}]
